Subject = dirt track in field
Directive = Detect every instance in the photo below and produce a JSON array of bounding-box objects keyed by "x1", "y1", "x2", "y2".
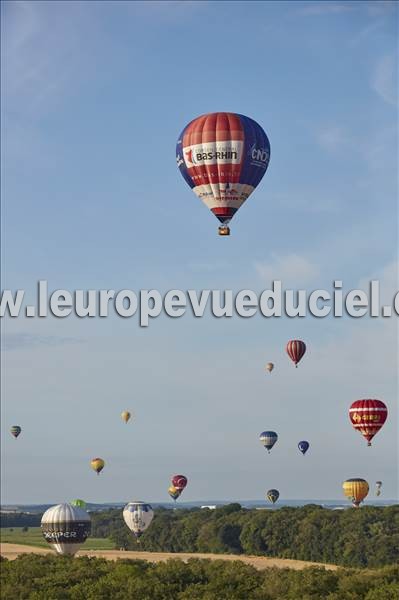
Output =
[{"x1": 0, "y1": 543, "x2": 339, "y2": 571}]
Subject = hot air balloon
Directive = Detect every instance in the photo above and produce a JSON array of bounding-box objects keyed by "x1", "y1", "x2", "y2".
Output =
[
  {"x1": 70, "y1": 499, "x2": 87, "y2": 509},
  {"x1": 298, "y1": 441, "x2": 310, "y2": 455},
  {"x1": 265, "y1": 362, "x2": 274, "y2": 374},
  {"x1": 176, "y1": 112, "x2": 270, "y2": 235},
  {"x1": 349, "y1": 399, "x2": 388, "y2": 446},
  {"x1": 259, "y1": 431, "x2": 278, "y2": 453},
  {"x1": 41, "y1": 503, "x2": 91, "y2": 556},
  {"x1": 10, "y1": 426, "x2": 21, "y2": 438},
  {"x1": 168, "y1": 486, "x2": 181, "y2": 501},
  {"x1": 375, "y1": 481, "x2": 382, "y2": 497},
  {"x1": 90, "y1": 458, "x2": 105, "y2": 475},
  {"x1": 266, "y1": 489, "x2": 279, "y2": 504},
  {"x1": 121, "y1": 411, "x2": 131, "y2": 424},
  {"x1": 343, "y1": 478, "x2": 369, "y2": 507},
  {"x1": 123, "y1": 501, "x2": 154, "y2": 538},
  {"x1": 172, "y1": 475, "x2": 188, "y2": 491},
  {"x1": 286, "y1": 340, "x2": 306, "y2": 367}
]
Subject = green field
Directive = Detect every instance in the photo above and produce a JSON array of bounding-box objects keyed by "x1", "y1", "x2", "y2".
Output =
[{"x1": 0, "y1": 527, "x2": 115, "y2": 550}]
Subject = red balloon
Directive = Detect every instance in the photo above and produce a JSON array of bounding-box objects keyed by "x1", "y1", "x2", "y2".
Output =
[
  {"x1": 176, "y1": 112, "x2": 270, "y2": 235},
  {"x1": 286, "y1": 340, "x2": 306, "y2": 367},
  {"x1": 349, "y1": 399, "x2": 388, "y2": 446},
  {"x1": 172, "y1": 475, "x2": 188, "y2": 490}
]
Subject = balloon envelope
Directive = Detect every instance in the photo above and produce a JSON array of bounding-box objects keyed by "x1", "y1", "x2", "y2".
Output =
[
  {"x1": 123, "y1": 501, "x2": 154, "y2": 538},
  {"x1": 265, "y1": 363, "x2": 274, "y2": 373},
  {"x1": 286, "y1": 340, "x2": 306, "y2": 367},
  {"x1": 10, "y1": 426, "x2": 21, "y2": 438},
  {"x1": 259, "y1": 431, "x2": 278, "y2": 453},
  {"x1": 171, "y1": 475, "x2": 188, "y2": 490},
  {"x1": 90, "y1": 458, "x2": 105, "y2": 475},
  {"x1": 70, "y1": 499, "x2": 87, "y2": 509},
  {"x1": 349, "y1": 399, "x2": 388, "y2": 446},
  {"x1": 168, "y1": 486, "x2": 181, "y2": 501},
  {"x1": 121, "y1": 411, "x2": 131, "y2": 424},
  {"x1": 266, "y1": 489, "x2": 279, "y2": 504},
  {"x1": 41, "y1": 503, "x2": 91, "y2": 556},
  {"x1": 343, "y1": 478, "x2": 369, "y2": 507},
  {"x1": 298, "y1": 441, "x2": 310, "y2": 455},
  {"x1": 176, "y1": 112, "x2": 270, "y2": 234}
]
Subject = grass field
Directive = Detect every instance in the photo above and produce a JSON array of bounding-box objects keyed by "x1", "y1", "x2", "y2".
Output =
[{"x1": 0, "y1": 527, "x2": 115, "y2": 550}]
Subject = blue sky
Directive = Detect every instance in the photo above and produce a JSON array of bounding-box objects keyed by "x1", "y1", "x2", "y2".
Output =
[{"x1": 1, "y1": 1, "x2": 398, "y2": 504}]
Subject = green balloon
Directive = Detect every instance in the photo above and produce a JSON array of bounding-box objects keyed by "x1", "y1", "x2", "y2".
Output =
[{"x1": 70, "y1": 499, "x2": 86, "y2": 508}]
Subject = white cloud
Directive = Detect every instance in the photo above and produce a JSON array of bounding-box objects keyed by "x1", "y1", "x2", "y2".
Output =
[
  {"x1": 299, "y1": 0, "x2": 396, "y2": 18},
  {"x1": 1, "y1": 1, "x2": 100, "y2": 118},
  {"x1": 317, "y1": 126, "x2": 350, "y2": 152},
  {"x1": 366, "y1": 0, "x2": 398, "y2": 17},
  {"x1": 316, "y1": 122, "x2": 397, "y2": 178},
  {"x1": 2, "y1": 333, "x2": 83, "y2": 352},
  {"x1": 371, "y1": 54, "x2": 398, "y2": 106},
  {"x1": 358, "y1": 260, "x2": 399, "y2": 307},
  {"x1": 298, "y1": 2, "x2": 355, "y2": 16},
  {"x1": 255, "y1": 254, "x2": 319, "y2": 286},
  {"x1": 188, "y1": 260, "x2": 231, "y2": 272}
]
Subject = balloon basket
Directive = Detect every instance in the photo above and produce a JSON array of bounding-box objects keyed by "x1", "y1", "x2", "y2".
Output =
[{"x1": 218, "y1": 226, "x2": 230, "y2": 236}]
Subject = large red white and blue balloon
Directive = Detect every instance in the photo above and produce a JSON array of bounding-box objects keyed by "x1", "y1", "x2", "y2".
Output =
[{"x1": 176, "y1": 112, "x2": 270, "y2": 235}]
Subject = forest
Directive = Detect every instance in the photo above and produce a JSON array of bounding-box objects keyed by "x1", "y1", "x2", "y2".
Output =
[
  {"x1": 90, "y1": 504, "x2": 399, "y2": 568},
  {"x1": 2, "y1": 504, "x2": 398, "y2": 569},
  {"x1": 1, "y1": 554, "x2": 398, "y2": 600}
]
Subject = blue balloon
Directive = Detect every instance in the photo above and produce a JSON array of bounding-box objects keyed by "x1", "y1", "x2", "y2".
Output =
[
  {"x1": 298, "y1": 440, "x2": 310, "y2": 455},
  {"x1": 259, "y1": 431, "x2": 278, "y2": 453},
  {"x1": 176, "y1": 112, "x2": 270, "y2": 235},
  {"x1": 267, "y1": 489, "x2": 280, "y2": 504}
]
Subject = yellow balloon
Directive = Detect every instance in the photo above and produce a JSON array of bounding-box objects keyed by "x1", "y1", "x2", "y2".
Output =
[
  {"x1": 168, "y1": 486, "x2": 181, "y2": 500},
  {"x1": 121, "y1": 411, "x2": 131, "y2": 424},
  {"x1": 343, "y1": 478, "x2": 369, "y2": 507},
  {"x1": 91, "y1": 458, "x2": 105, "y2": 475},
  {"x1": 265, "y1": 362, "x2": 274, "y2": 373}
]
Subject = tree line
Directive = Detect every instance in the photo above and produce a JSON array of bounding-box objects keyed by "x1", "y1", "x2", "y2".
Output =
[
  {"x1": 90, "y1": 504, "x2": 399, "y2": 568},
  {"x1": 1, "y1": 554, "x2": 398, "y2": 600},
  {"x1": 1, "y1": 513, "x2": 41, "y2": 528},
  {"x1": 2, "y1": 504, "x2": 398, "y2": 569}
]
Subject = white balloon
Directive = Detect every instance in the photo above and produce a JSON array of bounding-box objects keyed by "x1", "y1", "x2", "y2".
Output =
[
  {"x1": 41, "y1": 503, "x2": 91, "y2": 556},
  {"x1": 123, "y1": 501, "x2": 154, "y2": 538}
]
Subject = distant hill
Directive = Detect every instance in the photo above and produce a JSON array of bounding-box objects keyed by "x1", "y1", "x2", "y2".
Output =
[{"x1": 2, "y1": 498, "x2": 397, "y2": 514}]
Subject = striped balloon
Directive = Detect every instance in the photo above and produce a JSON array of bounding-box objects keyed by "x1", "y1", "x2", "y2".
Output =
[
  {"x1": 176, "y1": 112, "x2": 270, "y2": 235},
  {"x1": 286, "y1": 340, "x2": 306, "y2": 367},
  {"x1": 349, "y1": 399, "x2": 388, "y2": 446},
  {"x1": 342, "y1": 478, "x2": 369, "y2": 508},
  {"x1": 259, "y1": 431, "x2": 278, "y2": 453},
  {"x1": 41, "y1": 503, "x2": 91, "y2": 556}
]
